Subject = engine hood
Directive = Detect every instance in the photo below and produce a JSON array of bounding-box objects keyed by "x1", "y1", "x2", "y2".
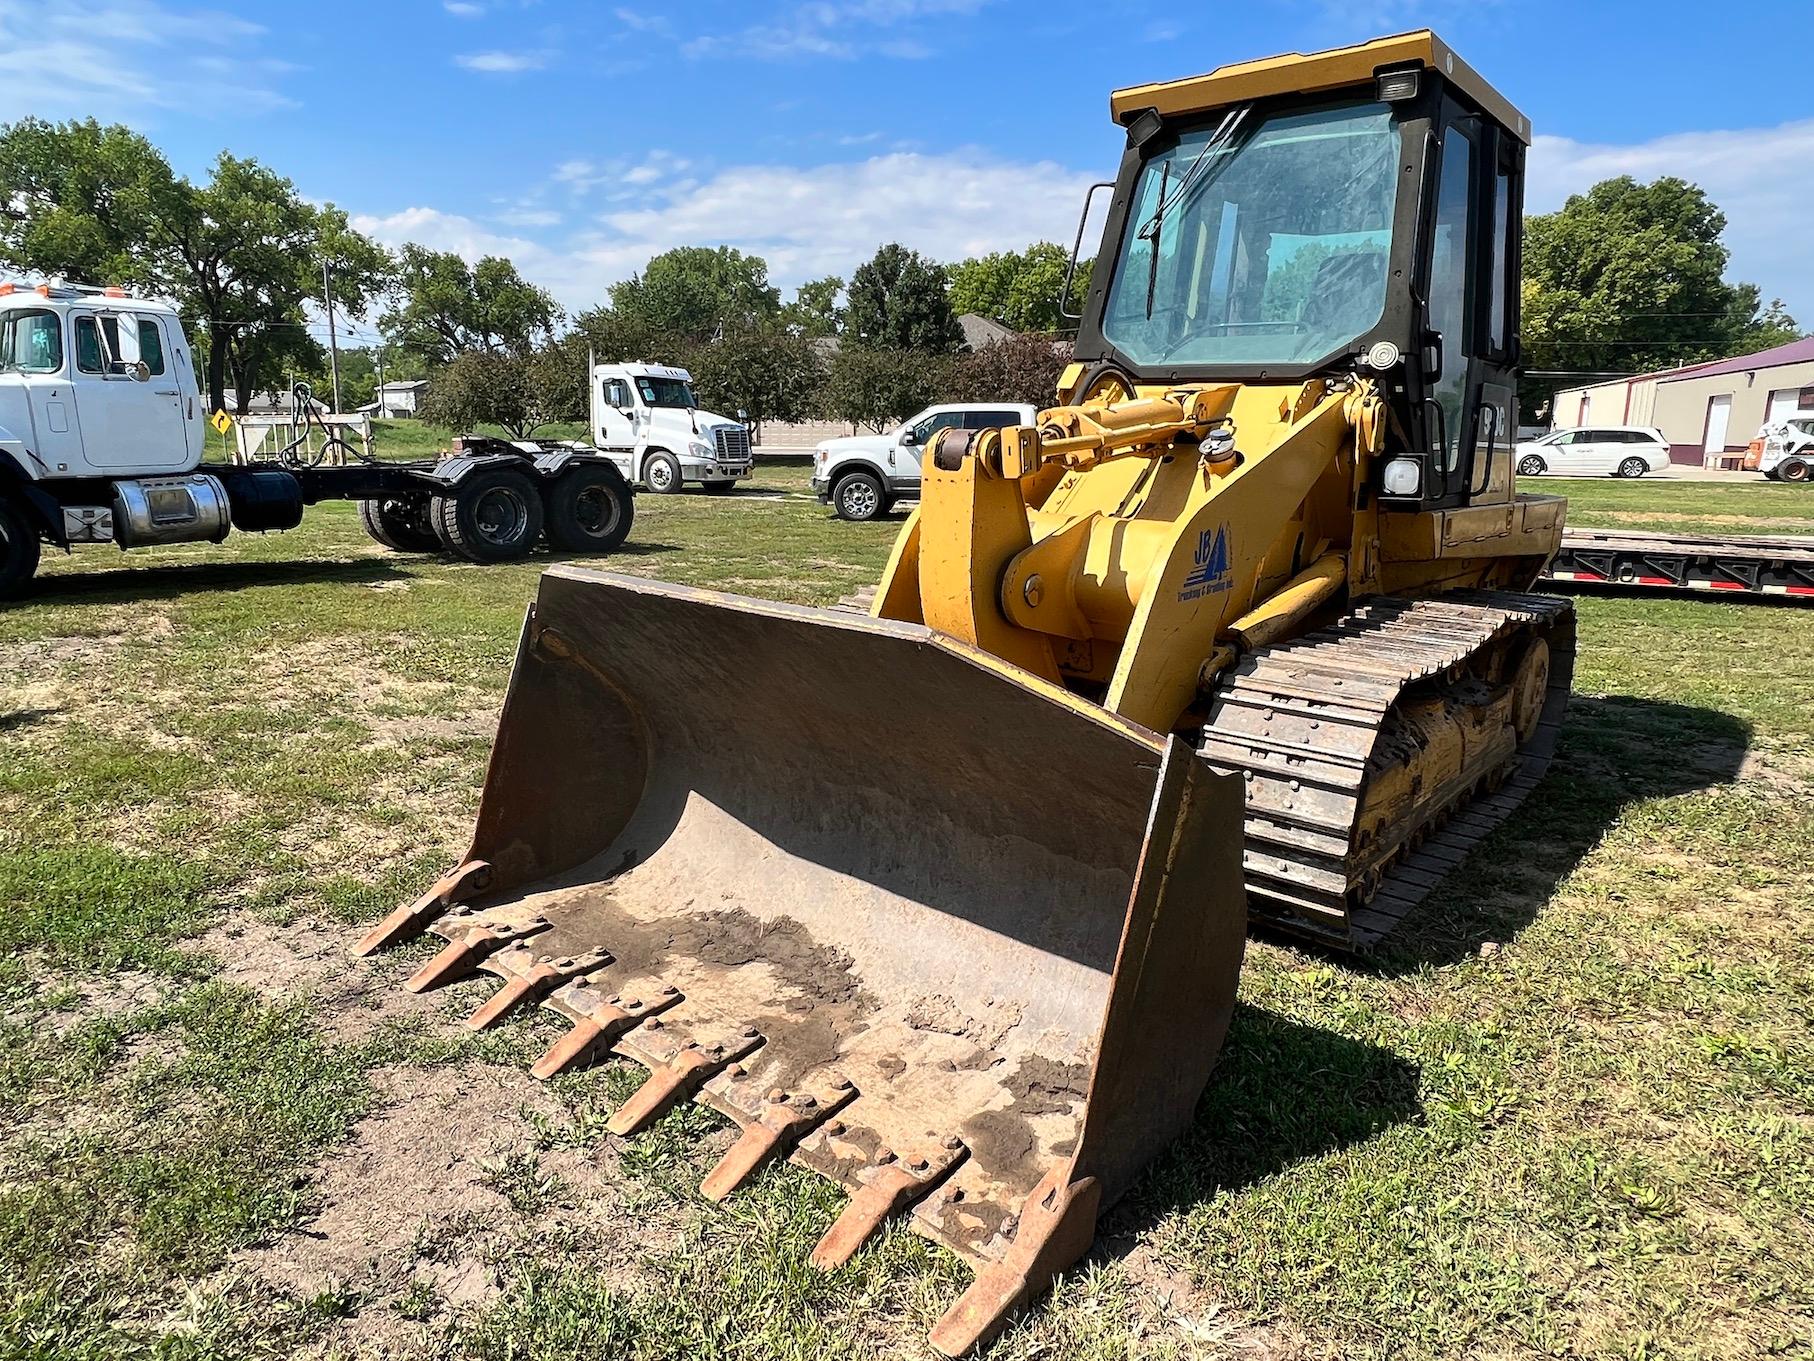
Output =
[{"x1": 819, "y1": 431, "x2": 897, "y2": 458}]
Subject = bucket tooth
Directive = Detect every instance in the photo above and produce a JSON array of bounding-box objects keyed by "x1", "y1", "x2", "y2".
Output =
[
  {"x1": 811, "y1": 1136, "x2": 968, "y2": 1270},
  {"x1": 405, "y1": 916, "x2": 550, "y2": 993},
  {"x1": 354, "y1": 860, "x2": 491, "y2": 956},
  {"x1": 699, "y1": 1079, "x2": 859, "y2": 1203},
  {"x1": 528, "y1": 983, "x2": 683, "y2": 1080},
  {"x1": 928, "y1": 1166, "x2": 1103, "y2": 1358},
  {"x1": 605, "y1": 1030, "x2": 765, "y2": 1137},
  {"x1": 463, "y1": 949, "x2": 611, "y2": 1031}
]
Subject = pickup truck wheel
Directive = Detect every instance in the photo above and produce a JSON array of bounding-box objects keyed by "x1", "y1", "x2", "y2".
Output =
[
  {"x1": 1616, "y1": 457, "x2": 1649, "y2": 478},
  {"x1": 832, "y1": 470, "x2": 885, "y2": 521},
  {"x1": 544, "y1": 463, "x2": 635, "y2": 553},
  {"x1": 1517, "y1": 455, "x2": 1546, "y2": 477},
  {"x1": 358, "y1": 495, "x2": 440, "y2": 552},
  {"x1": 642, "y1": 451, "x2": 682, "y2": 494},
  {"x1": 1781, "y1": 459, "x2": 1811, "y2": 484},
  {"x1": 0, "y1": 494, "x2": 41, "y2": 600},
  {"x1": 433, "y1": 466, "x2": 545, "y2": 563}
]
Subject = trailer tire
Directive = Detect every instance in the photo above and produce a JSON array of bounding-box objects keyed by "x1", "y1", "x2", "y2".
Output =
[
  {"x1": 544, "y1": 463, "x2": 635, "y2": 553},
  {"x1": 433, "y1": 466, "x2": 544, "y2": 563},
  {"x1": 358, "y1": 495, "x2": 440, "y2": 552},
  {"x1": 642, "y1": 450, "x2": 682, "y2": 495},
  {"x1": 1781, "y1": 459, "x2": 1811, "y2": 484},
  {"x1": 0, "y1": 492, "x2": 40, "y2": 600}
]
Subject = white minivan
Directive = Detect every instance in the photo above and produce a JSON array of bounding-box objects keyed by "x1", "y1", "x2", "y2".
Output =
[
  {"x1": 1515, "y1": 425, "x2": 1671, "y2": 478},
  {"x1": 812, "y1": 401, "x2": 1038, "y2": 520}
]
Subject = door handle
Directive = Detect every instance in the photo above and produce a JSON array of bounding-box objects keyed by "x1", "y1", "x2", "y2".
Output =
[{"x1": 154, "y1": 388, "x2": 178, "y2": 396}]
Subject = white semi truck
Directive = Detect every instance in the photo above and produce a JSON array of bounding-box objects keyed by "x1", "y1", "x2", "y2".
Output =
[
  {"x1": 0, "y1": 284, "x2": 636, "y2": 598},
  {"x1": 588, "y1": 361, "x2": 752, "y2": 493}
]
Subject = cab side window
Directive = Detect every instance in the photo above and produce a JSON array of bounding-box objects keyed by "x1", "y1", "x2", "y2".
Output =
[
  {"x1": 965, "y1": 410, "x2": 1023, "y2": 430},
  {"x1": 136, "y1": 318, "x2": 166, "y2": 376},
  {"x1": 0, "y1": 309, "x2": 63, "y2": 373},
  {"x1": 74, "y1": 316, "x2": 104, "y2": 373},
  {"x1": 912, "y1": 410, "x2": 964, "y2": 443}
]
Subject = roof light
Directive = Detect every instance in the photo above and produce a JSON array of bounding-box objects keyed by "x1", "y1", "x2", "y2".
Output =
[
  {"x1": 34, "y1": 284, "x2": 49, "y2": 298},
  {"x1": 0, "y1": 283, "x2": 13, "y2": 296},
  {"x1": 1376, "y1": 67, "x2": 1421, "y2": 102},
  {"x1": 103, "y1": 286, "x2": 126, "y2": 298}
]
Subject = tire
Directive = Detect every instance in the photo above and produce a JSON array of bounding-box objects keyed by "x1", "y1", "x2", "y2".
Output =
[
  {"x1": 642, "y1": 450, "x2": 682, "y2": 494},
  {"x1": 1517, "y1": 455, "x2": 1546, "y2": 477},
  {"x1": 544, "y1": 463, "x2": 635, "y2": 554},
  {"x1": 1781, "y1": 459, "x2": 1812, "y2": 484},
  {"x1": 701, "y1": 480, "x2": 736, "y2": 495},
  {"x1": 832, "y1": 470, "x2": 886, "y2": 522},
  {"x1": 0, "y1": 493, "x2": 41, "y2": 600},
  {"x1": 358, "y1": 495, "x2": 440, "y2": 552},
  {"x1": 432, "y1": 465, "x2": 544, "y2": 563},
  {"x1": 1616, "y1": 457, "x2": 1648, "y2": 478}
]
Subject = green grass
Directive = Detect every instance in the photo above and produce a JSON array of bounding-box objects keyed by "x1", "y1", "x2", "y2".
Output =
[
  {"x1": 1546, "y1": 475, "x2": 1814, "y2": 539},
  {"x1": 1, "y1": 467, "x2": 1811, "y2": 1358}
]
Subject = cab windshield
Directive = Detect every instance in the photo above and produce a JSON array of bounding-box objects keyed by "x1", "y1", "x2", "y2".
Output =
[
  {"x1": 636, "y1": 376, "x2": 696, "y2": 409},
  {"x1": 1101, "y1": 100, "x2": 1401, "y2": 369}
]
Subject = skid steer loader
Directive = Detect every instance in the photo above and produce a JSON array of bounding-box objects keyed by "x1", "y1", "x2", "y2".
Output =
[{"x1": 355, "y1": 30, "x2": 1570, "y2": 1353}]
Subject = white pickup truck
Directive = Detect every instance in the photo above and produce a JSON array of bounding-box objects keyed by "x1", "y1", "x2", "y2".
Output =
[
  {"x1": 0, "y1": 283, "x2": 636, "y2": 598},
  {"x1": 811, "y1": 401, "x2": 1038, "y2": 520},
  {"x1": 589, "y1": 361, "x2": 753, "y2": 494}
]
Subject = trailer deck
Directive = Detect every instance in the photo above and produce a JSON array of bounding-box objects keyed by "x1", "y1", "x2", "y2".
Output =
[{"x1": 1543, "y1": 527, "x2": 1814, "y2": 599}]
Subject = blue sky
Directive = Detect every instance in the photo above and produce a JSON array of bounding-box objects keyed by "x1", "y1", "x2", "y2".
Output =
[{"x1": 5, "y1": 0, "x2": 1811, "y2": 329}]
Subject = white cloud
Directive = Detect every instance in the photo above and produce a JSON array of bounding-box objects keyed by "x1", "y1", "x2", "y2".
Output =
[
  {"x1": 683, "y1": 0, "x2": 991, "y2": 61},
  {"x1": 454, "y1": 49, "x2": 547, "y2": 73},
  {"x1": 444, "y1": 1, "x2": 483, "y2": 13},
  {"x1": 0, "y1": 0, "x2": 290, "y2": 121},
  {"x1": 353, "y1": 148, "x2": 1096, "y2": 314},
  {"x1": 1530, "y1": 119, "x2": 1814, "y2": 323}
]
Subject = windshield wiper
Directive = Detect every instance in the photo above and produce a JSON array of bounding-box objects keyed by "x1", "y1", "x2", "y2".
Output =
[{"x1": 1135, "y1": 104, "x2": 1251, "y2": 322}]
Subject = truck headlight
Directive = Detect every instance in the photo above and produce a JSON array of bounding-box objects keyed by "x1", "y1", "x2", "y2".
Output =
[
  {"x1": 688, "y1": 440, "x2": 714, "y2": 458},
  {"x1": 1382, "y1": 456, "x2": 1423, "y2": 498}
]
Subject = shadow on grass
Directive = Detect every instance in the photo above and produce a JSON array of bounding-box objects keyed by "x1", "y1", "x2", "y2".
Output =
[
  {"x1": 22, "y1": 541, "x2": 683, "y2": 607},
  {"x1": 0, "y1": 707, "x2": 58, "y2": 733},
  {"x1": 1356, "y1": 693, "x2": 1752, "y2": 974},
  {"x1": 1105, "y1": 1004, "x2": 1420, "y2": 1239}
]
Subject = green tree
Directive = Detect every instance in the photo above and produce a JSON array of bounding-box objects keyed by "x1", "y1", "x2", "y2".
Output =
[
  {"x1": 948, "y1": 243, "x2": 1089, "y2": 333},
  {"x1": 0, "y1": 120, "x2": 394, "y2": 414},
  {"x1": 783, "y1": 275, "x2": 843, "y2": 337},
  {"x1": 947, "y1": 332, "x2": 1071, "y2": 408},
  {"x1": 823, "y1": 345, "x2": 954, "y2": 432},
  {"x1": 1522, "y1": 176, "x2": 1798, "y2": 408},
  {"x1": 419, "y1": 340, "x2": 582, "y2": 439},
  {"x1": 845, "y1": 243, "x2": 963, "y2": 353},
  {"x1": 687, "y1": 323, "x2": 824, "y2": 440},
  {"x1": 381, "y1": 245, "x2": 558, "y2": 362},
  {"x1": 606, "y1": 245, "x2": 780, "y2": 343}
]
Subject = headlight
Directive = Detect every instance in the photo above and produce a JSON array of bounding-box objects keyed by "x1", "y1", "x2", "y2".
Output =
[
  {"x1": 688, "y1": 440, "x2": 714, "y2": 458},
  {"x1": 1382, "y1": 456, "x2": 1423, "y2": 498}
]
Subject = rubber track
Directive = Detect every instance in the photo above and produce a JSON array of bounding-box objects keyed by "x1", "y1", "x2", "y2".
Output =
[{"x1": 1197, "y1": 590, "x2": 1576, "y2": 950}]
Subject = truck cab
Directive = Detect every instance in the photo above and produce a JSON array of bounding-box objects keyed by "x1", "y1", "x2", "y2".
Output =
[
  {"x1": 0, "y1": 284, "x2": 206, "y2": 480},
  {"x1": 588, "y1": 361, "x2": 752, "y2": 494}
]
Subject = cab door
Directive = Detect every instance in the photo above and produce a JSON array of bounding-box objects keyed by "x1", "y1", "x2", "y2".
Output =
[
  {"x1": 594, "y1": 374, "x2": 638, "y2": 463},
  {"x1": 70, "y1": 310, "x2": 190, "y2": 474},
  {"x1": 1419, "y1": 106, "x2": 1520, "y2": 504}
]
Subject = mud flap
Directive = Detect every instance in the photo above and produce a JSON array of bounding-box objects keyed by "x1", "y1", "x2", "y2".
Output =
[{"x1": 361, "y1": 567, "x2": 1246, "y2": 1353}]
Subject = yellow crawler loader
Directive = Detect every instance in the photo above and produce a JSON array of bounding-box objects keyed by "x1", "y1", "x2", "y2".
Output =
[{"x1": 355, "y1": 31, "x2": 1570, "y2": 1354}]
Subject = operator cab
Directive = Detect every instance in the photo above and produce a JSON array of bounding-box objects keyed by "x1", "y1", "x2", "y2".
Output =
[{"x1": 1070, "y1": 30, "x2": 1528, "y2": 510}]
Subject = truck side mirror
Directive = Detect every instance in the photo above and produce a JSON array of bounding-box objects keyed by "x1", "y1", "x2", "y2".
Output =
[
  {"x1": 899, "y1": 429, "x2": 918, "y2": 446},
  {"x1": 128, "y1": 360, "x2": 150, "y2": 383}
]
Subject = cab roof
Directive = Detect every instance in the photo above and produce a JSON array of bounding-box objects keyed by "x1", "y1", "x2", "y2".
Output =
[
  {"x1": 1109, "y1": 29, "x2": 1530, "y2": 145},
  {"x1": 0, "y1": 283, "x2": 180, "y2": 315}
]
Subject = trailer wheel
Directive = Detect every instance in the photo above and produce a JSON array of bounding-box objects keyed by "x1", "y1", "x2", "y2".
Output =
[
  {"x1": 544, "y1": 463, "x2": 635, "y2": 553},
  {"x1": 358, "y1": 495, "x2": 440, "y2": 552},
  {"x1": 0, "y1": 493, "x2": 41, "y2": 600},
  {"x1": 1781, "y1": 459, "x2": 1811, "y2": 484},
  {"x1": 642, "y1": 450, "x2": 682, "y2": 494},
  {"x1": 433, "y1": 466, "x2": 545, "y2": 563}
]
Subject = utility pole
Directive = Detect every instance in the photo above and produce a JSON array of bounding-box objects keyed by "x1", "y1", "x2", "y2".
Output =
[
  {"x1": 322, "y1": 259, "x2": 342, "y2": 414},
  {"x1": 373, "y1": 342, "x2": 386, "y2": 421}
]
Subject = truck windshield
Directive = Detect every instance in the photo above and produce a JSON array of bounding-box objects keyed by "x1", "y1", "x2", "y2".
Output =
[
  {"x1": 1101, "y1": 100, "x2": 1401, "y2": 369},
  {"x1": 636, "y1": 376, "x2": 696, "y2": 409}
]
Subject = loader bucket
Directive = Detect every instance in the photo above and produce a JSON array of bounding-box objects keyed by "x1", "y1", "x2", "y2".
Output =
[{"x1": 357, "y1": 567, "x2": 1246, "y2": 1354}]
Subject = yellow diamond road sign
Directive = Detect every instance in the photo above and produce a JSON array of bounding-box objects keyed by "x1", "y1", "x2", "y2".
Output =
[{"x1": 210, "y1": 409, "x2": 233, "y2": 434}]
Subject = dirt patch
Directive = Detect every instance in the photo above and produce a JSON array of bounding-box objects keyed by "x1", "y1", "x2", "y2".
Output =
[
  {"x1": 232, "y1": 1064, "x2": 559, "y2": 1299},
  {"x1": 906, "y1": 992, "x2": 1025, "y2": 1050},
  {"x1": 961, "y1": 1107, "x2": 1037, "y2": 1177},
  {"x1": 1003, "y1": 1055, "x2": 1088, "y2": 1118}
]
